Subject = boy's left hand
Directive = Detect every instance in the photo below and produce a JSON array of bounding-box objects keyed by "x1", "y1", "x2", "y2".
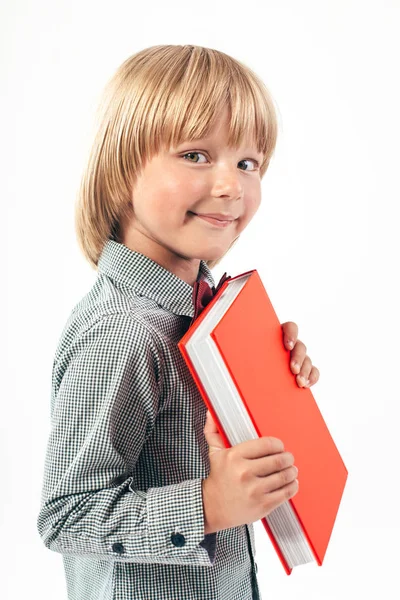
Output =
[{"x1": 281, "y1": 321, "x2": 320, "y2": 388}]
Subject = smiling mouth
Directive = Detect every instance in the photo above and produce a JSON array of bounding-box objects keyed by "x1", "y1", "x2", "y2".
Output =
[{"x1": 189, "y1": 212, "x2": 236, "y2": 228}]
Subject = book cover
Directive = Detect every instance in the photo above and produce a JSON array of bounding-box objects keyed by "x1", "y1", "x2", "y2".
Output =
[{"x1": 178, "y1": 269, "x2": 348, "y2": 574}]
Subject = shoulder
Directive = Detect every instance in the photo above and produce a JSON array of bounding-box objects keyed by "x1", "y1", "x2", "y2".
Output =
[
  {"x1": 55, "y1": 277, "x2": 165, "y2": 359},
  {"x1": 51, "y1": 311, "x2": 166, "y2": 412},
  {"x1": 60, "y1": 310, "x2": 162, "y2": 364},
  {"x1": 82, "y1": 311, "x2": 159, "y2": 348},
  {"x1": 69, "y1": 275, "x2": 161, "y2": 338},
  {"x1": 53, "y1": 308, "x2": 164, "y2": 383}
]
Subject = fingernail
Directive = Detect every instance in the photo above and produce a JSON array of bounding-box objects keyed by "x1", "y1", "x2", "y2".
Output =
[
  {"x1": 298, "y1": 375, "x2": 306, "y2": 386},
  {"x1": 291, "y1": 361, "x2": 300, "y2": 373},
  {"x1": 287, "y1": 340, "x2": 294, "y2": 349}
]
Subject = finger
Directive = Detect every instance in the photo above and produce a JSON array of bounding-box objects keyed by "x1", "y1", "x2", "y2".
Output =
[
  {"x1": 262, "y1": 465, "x2": 298, "y2": 493},
  {"x1": 304, "y1": 366, "x2": 320, "y2": 387},
  {"x1": 254, "y1": 450, "x2": 295, "y2": 477},
  {"x1": 204, "y1": 411, "x2": 225, "y2": 453},
  {"x1": 204, "y1": 410, "x2": 219, "y2": 434},
  {"x1": 264, "y1": 479, "x2": 299, "y2": 509},
  {"x1": 290, "y1": 340, "x2": 307, "y2": 374},
  {"x1": 281, "y1": 321, "x2": 298, "y2": 350},
  {"x1": 296, "y1": 355, "x2": 313, "y2": 387},
  {"x1": 239, "y1": 436, "x2": 285, "y2": 459}
]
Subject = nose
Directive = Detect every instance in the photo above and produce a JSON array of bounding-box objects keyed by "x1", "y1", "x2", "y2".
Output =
[{"x1": 211, "y1": 167, "x2": 243, "y2": 200}]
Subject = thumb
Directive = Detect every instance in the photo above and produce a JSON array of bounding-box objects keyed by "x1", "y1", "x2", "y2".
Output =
[{"x1": 204, "y1": 410, "x2": 225, "y2": 455}]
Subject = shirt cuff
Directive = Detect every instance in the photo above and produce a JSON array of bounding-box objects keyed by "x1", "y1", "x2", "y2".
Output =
[{"x1": 147, "y1": 477, "x2": 217, "y2": 566}]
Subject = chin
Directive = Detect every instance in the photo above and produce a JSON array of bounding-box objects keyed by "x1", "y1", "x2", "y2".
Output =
[
  {"x1": 197, "y1": 247, "x2": 228, "y2": 262},
  {"x1": 175, "y1": 239, "x2": 234, "y2": 263}
]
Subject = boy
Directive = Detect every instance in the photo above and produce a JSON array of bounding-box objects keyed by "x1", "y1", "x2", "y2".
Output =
[{"x1": 37, "y1": 44, "x2": 319, "y2": 600}]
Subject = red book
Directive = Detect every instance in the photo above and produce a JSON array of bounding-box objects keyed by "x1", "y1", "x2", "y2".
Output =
[{"x1": 178, "y1": 269, "x2": 348, "y2": 575}]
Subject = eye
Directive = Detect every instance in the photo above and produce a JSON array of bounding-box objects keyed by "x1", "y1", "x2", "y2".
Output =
[
  {"x1": 182, "y1": 151, "x2": 208, "y2": 164},
  {"x1": 181, "y1": 152, "x2": 259, "y2": 171},
  {"x1": 238, "y1": 159, "x2": 259, "y2": 171}
]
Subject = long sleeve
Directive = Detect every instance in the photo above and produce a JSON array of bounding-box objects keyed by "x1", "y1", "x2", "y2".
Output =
[{"x1": 37, "y1": 313, "x2": 216, "y2": 566}]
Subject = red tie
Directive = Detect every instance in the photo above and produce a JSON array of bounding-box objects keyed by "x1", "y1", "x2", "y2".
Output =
[{"x1": 190, "y1": 272, "x2": 231, "y2": 326}]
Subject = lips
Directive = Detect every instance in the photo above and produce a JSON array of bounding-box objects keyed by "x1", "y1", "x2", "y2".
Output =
[
  {"x1": 196, "y1": 213, "x2": 235, "y2": 221},
  {"x1": 191, "y1": 213, "x2": 235, "y2": 228}
]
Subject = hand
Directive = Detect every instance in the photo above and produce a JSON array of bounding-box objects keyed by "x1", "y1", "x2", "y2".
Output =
[
  {"x1": 202, "y1": 411, "x2": 298, "y2": 533},
  {"x1": 281, "y1": 321, "x2": 320, "y2": 388}
]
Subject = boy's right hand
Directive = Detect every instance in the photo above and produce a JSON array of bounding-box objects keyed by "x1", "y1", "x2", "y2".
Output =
[{"x1": 202, "y1": 410, "x2": 299, "y2": 534}]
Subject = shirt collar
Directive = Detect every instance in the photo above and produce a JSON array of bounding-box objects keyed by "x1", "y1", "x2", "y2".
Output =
[{"x1": 97, "y1": 239, "x2": 216, "y2": 319}]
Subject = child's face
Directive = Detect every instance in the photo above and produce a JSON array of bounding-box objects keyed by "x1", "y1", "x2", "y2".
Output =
[{"x1": 120, "y1": 106, "x2": 264, "y2": 285}]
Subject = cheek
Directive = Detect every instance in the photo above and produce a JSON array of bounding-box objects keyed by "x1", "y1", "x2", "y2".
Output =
[
  {"x1": 235, "y1": 197, "x2": 261, "y2": 233},
  {"x1": 164, "y1": 168, "x2": 206, "y2": 200},
  {"x1": 252, "y1": 197, "x2": 262, "y2": 216},
  {"x1": 244, "y1": 194, "x2": 261, "y2": 219},
  {"x1": 152, "y1": 183, "x2": 201, "y2": 220},
  {"x1": 143, "y1": 191, "x2": 183, "y2": 225}
]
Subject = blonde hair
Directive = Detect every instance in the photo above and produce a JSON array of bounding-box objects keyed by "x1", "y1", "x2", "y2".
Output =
[{"x1": 75, "y1": 44, "x2": 279, "y2": 271}]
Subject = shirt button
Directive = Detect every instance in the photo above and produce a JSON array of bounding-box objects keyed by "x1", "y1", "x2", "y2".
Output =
[
  {"x1": 112, "y1": 542, "x2": 125, "y2": 554},
  {"x1": 171, "y1": 533, "x2": 186, "y2": 547}
]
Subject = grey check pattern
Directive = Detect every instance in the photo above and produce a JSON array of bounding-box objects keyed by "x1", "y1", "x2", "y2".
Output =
[{"x1": 37, "y1": 239, "x2": 261, "y2": 600}]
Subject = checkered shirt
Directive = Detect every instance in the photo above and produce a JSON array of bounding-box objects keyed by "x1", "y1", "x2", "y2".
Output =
[{"x1": 37, "y1": 239, "x2": 261, "y2": 600}]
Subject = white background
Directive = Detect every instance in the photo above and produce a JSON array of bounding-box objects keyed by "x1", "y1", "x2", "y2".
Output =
[{"x1": 2, "y1": 1, "x2": 399, "y2": 598}]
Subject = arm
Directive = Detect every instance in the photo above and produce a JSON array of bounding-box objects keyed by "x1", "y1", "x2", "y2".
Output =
[{"x1": 37, "y1": 313, "x2": 216, "y2": 566}]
